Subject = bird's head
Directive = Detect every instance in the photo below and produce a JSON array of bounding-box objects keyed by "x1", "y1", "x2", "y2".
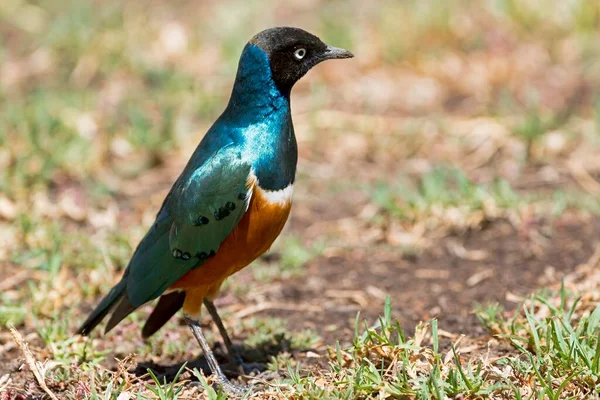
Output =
[{"x1": 249, "y1": 27, "x2": 353, "y2": 94}]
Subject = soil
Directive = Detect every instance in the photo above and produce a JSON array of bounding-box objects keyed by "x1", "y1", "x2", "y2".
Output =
[{"x1": 243, "y1": 212, "x2": 600, "y2": 347}]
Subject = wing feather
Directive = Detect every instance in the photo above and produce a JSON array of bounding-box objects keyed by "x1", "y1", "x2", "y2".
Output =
[{"x1": 125, "y1": 146, "x2": 252, "y2": 307}]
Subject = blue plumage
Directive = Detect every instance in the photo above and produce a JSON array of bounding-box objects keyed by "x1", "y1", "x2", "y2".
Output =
[
  {"x1": 187, "y1": 44, "x2": 297, "y2": 191},
  {"x1": 77, "y1": 29, "x2": 353, "y2": 392},
  {"x1": 79, "y1": 41, "x2": 298, "y2": 335}
]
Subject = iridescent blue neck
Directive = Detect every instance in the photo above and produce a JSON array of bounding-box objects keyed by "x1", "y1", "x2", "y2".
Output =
[{"x1": 223, "y1": 44, "x2": 290, "y2": 121}]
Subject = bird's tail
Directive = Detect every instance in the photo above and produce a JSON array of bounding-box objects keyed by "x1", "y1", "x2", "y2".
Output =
[
  {"x1": 77, "y1": 279, "x2": 128, "y2": 336},
  {"x1": 142, "y1": 291, "x2": 185, "y2": 338}
]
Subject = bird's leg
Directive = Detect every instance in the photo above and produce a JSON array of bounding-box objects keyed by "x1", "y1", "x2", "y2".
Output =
[
  {"x1": 184, "y1": 315, "x2": 246, "y2": 395},
  {"x1": 203, "y1": 298, "x2": 243, "y2": 365},
  {"x1": 203, "y1": 299, "x2": 265, "y2": 375}
]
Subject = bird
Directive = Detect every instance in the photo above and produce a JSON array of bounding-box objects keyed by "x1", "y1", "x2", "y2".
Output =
[{"x1": 77, "y1": 26, "x2": 353, "y2": 393}]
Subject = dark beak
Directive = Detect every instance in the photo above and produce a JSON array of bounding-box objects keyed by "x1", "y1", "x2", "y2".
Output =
[{"x1": 323, "y1": 45, "x2": 354, "y2": 60}]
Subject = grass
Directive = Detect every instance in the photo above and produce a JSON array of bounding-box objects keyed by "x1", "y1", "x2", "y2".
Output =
[
  {"x1": 29, "y1": 287, "x2": 600, "y2": 399},
  {"x1": 474, "y1": 280, "x2": 600, "y2": 398},
  {"x1": 239, "y1": 283, "x2": 599, "y2": 399},
  {"x1": 275, "y1": 282, "x2": 600, "y2": 399},
  {"x1": 370, "y1": 166, "x2": 524, "y2": 222},
  {"x1": 3, "y1": 0, "x2": 600, "y2": 399},
  {"x1": 369, "y1": 166, "x2": 600, "y2": 242}
]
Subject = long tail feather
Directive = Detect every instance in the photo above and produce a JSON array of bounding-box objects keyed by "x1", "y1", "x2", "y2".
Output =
[
  {"x1": 77, "y1": 279, "x2": 127, "y2": 336},
  {"x1": 104, "y1": 295, "x2": 137, "y2": 334},
  {"x1": 142, "y1": 291, "x2": 185, "y2": 338}
]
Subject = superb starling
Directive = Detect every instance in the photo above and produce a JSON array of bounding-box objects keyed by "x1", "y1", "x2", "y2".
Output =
[{"x1": 78, "y1": 27, "x2": 353, "y2": 393}]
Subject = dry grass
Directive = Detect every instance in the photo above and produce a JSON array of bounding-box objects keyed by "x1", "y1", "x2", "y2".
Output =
[{"x1": 2, "y1": 0, "x2": 600, "y2": 398}]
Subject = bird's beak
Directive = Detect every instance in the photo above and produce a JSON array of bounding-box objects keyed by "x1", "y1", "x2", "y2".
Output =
[{"x1": 323, "y1": 45, "x2": 354, "y2": 60}]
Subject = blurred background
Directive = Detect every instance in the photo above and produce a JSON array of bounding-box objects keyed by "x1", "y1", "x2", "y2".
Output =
[{"x1": 2, "y1": 0, "x2": 600, "y2": 397}]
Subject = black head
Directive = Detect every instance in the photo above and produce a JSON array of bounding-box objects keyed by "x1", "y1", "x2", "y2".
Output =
[{"x1": 250, "y1": 27, "x2": 353, "y2": 94}]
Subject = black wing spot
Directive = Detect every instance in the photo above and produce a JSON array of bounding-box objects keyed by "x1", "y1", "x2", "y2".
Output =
[
  {"x1": 196, "y1": 250, "x2": 216, "y2": 261},
  {"x1": 225, "y1": 201, "x2": 236, "y2": 211},
  {"x1": 173, "y1": 249, "x2": 192, "y2": 260},
  {"x1": 193, "y1": 215, "x2": 209, "y2": 226},
  {"x1": 214, "y1": 207, "x2": 231, "y2": 220},
  {"x1": 238, "y1": 192, "x2": 247, "y2": 200}
]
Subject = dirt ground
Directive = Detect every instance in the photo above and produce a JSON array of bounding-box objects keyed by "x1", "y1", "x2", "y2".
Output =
[
  {"x1": 3, "y1": 1, "x2": 600, "y2": 397},
  {"x1": 269, "y1": 213, "x2": 600, "y2": 344},
  {"x1": 4, "y1": 172, "x2": 599, "y2": 392}
]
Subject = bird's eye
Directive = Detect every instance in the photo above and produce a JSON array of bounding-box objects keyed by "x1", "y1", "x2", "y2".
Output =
[{"x1": 294, "y1": 48, "x2": 306, "y2": 60}]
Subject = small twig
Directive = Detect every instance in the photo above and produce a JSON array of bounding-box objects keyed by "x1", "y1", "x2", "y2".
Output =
[
  {"x1": 231, "y1": 302, "x2": 321, "y2": 320},
  {"x1": 8, "y1": 324, "x2": 59, "y2": 400},
  {"x1": 0, "y1": 332, "x2": 37, "y2": 356},
  {"x1": 325, "y1": 289, "x2": 370, "y2": 308},
  {"x1": 568, "y1": 158, "x2": 600, "y2": 195},
  {"x1": 0, "y1": 269, "x2": 32, "y2": 292},
  {"x1": 466, "y1": 269, "x2": 495, "y2": 287},
  {"x1": 0, "y1": 374, "x2": 11, "y2": 393}
]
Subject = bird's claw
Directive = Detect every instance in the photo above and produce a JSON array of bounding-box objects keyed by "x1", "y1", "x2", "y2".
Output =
[
  {"x1": 191, "y1": 376, "x2": 248, "y2": 397},
  {"x1": 216, "y1": 377, "x2": 248, "y2": 396},
  {"x1": 227, "y1": 346, "x2": 264, "y2": 375}
]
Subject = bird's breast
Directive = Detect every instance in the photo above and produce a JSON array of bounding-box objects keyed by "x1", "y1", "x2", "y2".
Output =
[{"x1": 171, "y1": 182, "x2": 293, "y2": 294}]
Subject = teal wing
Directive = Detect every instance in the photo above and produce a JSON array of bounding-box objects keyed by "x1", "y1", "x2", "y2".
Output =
[
  {"x1": 126, "y1": 147, "x2": 252, "y2": 307},
  {"x1": 78, "y1": 146, "x2": 253, "y2": 335}
]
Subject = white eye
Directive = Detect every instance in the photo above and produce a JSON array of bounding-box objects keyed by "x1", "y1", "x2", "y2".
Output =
[{"x1": 294, "y1": 48, "x2": 306, "y2": 60}]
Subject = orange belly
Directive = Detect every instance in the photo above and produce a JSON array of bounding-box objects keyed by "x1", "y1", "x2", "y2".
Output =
[{"x1": 170, "y1": 184, "x2": 292, "y2": 316}]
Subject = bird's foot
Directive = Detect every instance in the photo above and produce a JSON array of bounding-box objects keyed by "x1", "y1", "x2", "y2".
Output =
[
  {"x1": 226, "y1": 345, "x2": 265, "y2": 375},
  {"x1": 215, "y1": 375, "x2": 248, "y2": 396},
  {"x1": 227, "y1": 351, "x2": 265, "y2": 375},
  {"x1": 190, "y1": 375, "x2": 248, "y2": 397}
]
